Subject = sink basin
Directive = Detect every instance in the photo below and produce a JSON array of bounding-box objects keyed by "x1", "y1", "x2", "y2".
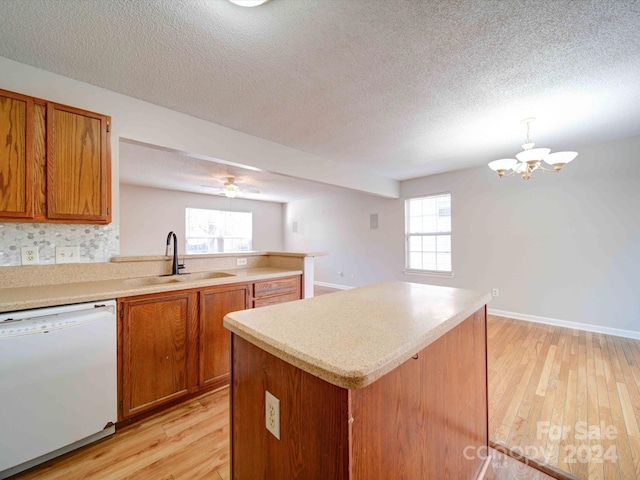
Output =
[
  {"x1": 184, "y1": 271, "x2": 236, "y2": 281},
  {"x1": 123, "y1": 277, "x2": 183, "y2": 287},
  {"x1": 124, "y1": 271, "x2": 235, "y2": 287}
]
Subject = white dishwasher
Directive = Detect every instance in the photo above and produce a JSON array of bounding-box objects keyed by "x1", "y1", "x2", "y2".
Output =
[{"x1": 0, "y1": 300, "x2": 117, "y2": 479}]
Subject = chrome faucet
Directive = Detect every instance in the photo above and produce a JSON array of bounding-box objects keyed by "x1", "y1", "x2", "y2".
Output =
[{"x1": 165, "y1": 231, "x2": 185, "y2": 275}]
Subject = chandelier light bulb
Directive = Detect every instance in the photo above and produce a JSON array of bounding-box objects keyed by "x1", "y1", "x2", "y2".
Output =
[
  {"x1": 228, "y1": 0, "x2": 270, "y2": 6},
  {"x1": 488, "y1": 118, "x2": 578, "y2": 179}
]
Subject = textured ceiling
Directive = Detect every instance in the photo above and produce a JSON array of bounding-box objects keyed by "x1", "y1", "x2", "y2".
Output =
[
  {"x1": 119, "y1": 140, "x2": 347, "y2": 203},
  {"x1": 1, "y1": 0, "x2": 640, "y2": 182}
]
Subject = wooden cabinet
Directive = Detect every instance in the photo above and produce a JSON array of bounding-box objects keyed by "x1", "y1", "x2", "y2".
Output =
[
  {"x1": 47, "y1": 103, "x2": 111, "y2": 222},
  {"x1": 118, "y1": 276, "x2": 300, "y2": 426},
  {"x1": 120, "y1": 292, "x2": 198, "y2": 419},
  {"x1": 200, "y1": 284, "x2": 249, "y2": 387},
  {"x1": 0, "y1": 89, "x2": 34, "y2": 219},
  {"x1": 0, "y1": 88, "x2": 111, "y2": 224},
  {"x1": 252, "y1": 276, "x2": 301, "y2": 308}
]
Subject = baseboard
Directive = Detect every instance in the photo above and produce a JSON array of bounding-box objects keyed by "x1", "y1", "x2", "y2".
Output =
[
  {"x1": 488, "y1": 308, "x2": 640, "y2": 340},
  {"x1": 314, "y1": 281, "x2": 354, "y2": 290},
  {"x1": 489, "y1": 439, "x2": 581, "y2": 480}
]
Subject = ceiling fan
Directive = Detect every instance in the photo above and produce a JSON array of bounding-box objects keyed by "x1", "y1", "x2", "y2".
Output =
[{"x1": 201, "y1": 177, "x2": 260, "y2": 198}]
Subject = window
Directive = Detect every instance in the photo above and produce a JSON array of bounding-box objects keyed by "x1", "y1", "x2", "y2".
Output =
[
  {"x1": 185, "y1": 208, "x2": 252, "y2": 254},
  {"x1": 405, "y1": 193, "x2": 451, "y2": 273}
]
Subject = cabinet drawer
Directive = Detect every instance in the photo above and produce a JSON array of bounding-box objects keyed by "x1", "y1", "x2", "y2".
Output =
[
  {"x1": 253, "y1": 276, "x2": 300, "y2": 298},
  {"x1": 253, "y1": 291, "x2": 301, "y2": 308}
]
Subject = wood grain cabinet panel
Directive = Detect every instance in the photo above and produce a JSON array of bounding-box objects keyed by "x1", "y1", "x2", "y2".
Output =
[
  {"x1": 120, "y1": 292, "x2": 198, "y2": 418},
  {"x1": 231, "y1": 335, "x2": 350, "y2": 480},
  {"x1": 0, "y1": 89, "x2": 34, "y2": 219},
  {"x1": 200, "y1": 284, "x2": 249, "y2": 388},
  {"x1": 33, "y1": 103, "x2": 47, "y2": 216},
  {"x1": 0, "y1": 88, "x2": 112, "y2": 224},
  {"x1": 117, "y1": 278, "x2": 300, "y2": 427},
  {"x1": 252, "y1": 275, "x2": 301, "y2": 308},
  {"x1": 47, "y1": 103, "x2": 111, "y2": 223},
  {"x1": 230, "y1": 308, "x2": 488, "y2": 480},
  {"x1": 253, "y1": 276, "x2": 300, "y2": 298}
]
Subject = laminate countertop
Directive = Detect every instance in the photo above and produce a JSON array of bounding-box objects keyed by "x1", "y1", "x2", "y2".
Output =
[
  {"x1": 224, "y1": 281, "x2": 492, "y2": 389},
  {"x1": 0, "y1": 268, "x2": 302, "y2": 313}
]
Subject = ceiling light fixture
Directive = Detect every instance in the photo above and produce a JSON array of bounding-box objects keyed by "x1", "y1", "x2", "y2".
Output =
[
  {"x1": 224, "y1": 179, "x2": 241, "y2": 198},
  {"x1": 228, "y1": 0, "x2": 270, "y2": 7},
  {"x1": 488, "y1": 118, "x2": 578, "y2": 180}
]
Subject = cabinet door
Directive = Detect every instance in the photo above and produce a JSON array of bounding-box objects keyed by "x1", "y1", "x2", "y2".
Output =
[
  {"x1": 201, "y1": 284, "x2": 249, "y2": 387},
  {"x1": 121, "y1": 292, "x2": 198, "y2": 418},
  {"x1": 47, "y1": 102, "x2": 111, "y2": 223},
  {"x1": 0, "y1": 89, "x2": 33, "y2": 219}
]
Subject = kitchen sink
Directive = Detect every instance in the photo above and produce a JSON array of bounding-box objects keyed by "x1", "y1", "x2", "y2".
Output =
[
  {"x1": 183, "y1": 271, "x2": 236, "y2": 281},
  {"x1": 124, "y1": 271, "x2": 235, "y2": 287}
]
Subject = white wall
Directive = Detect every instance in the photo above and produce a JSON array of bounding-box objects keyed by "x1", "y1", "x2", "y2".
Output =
[
  {"x1": 0, "y1": 56, "x2": 398, "y2": 217},
  {"x1": 0, "y1": 56, "x2": 395, "y2": 268},
  {"x1": 285, "y1": 191, "x2": 404, "y2": 286},
  {"x1": 120, "y1": 184, "x2": 283, "y2": 256},
  {"x1": 285, "y1": 135, "x2": 640, "y2": 334}
]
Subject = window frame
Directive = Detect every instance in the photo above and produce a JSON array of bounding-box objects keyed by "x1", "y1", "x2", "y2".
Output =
[
  {"x1": 404, "y1": 192, "x2": 453, "y2": 277},
  {"x1": 185, "y1": 207, "x2": 253, "y2": 254}
]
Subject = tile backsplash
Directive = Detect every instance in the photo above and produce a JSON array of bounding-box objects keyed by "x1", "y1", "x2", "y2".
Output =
[{"x1": 0, "y1": 223, "x2": 119, "y2": 267}]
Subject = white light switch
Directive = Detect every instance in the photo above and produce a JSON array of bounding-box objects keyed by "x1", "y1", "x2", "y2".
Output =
[
  {"x1": 21, "y1": 247, "x2": 39, "y2": 265},
  {"x1": 56, "y1": 246, "x2": 80, "y2": 264}
]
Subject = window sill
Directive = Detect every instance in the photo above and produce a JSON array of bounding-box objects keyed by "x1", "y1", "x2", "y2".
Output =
[{"x1": 403, "y1": 270, "x2": 454, "y2": 279}]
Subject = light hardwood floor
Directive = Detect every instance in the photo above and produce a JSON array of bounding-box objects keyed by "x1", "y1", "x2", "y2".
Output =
[
  {"x1": 485, "y1": 448, "x2": 556, "y2": 480},
  {"x1": 12, "y1": 389, "x2": 231, "y2": 480},
  {"x1": 313, "y1": 284, "x2": 343, "y2": 296},
  {"x1": 488, "y1": 315, "x2": 640, "y2": 480},
  {"x1": 9, "y1": 312, "x2": 639, "y2": 479},
  {"x1": 10, "y1": 385, "x2": 550, "y2": 480}
]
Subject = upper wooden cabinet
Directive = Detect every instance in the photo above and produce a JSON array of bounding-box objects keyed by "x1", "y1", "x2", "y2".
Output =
[
  {"x1": 47, "y1": 103, "x2": 111, "y2": 222},
  {"x1": 0, "y1": 88, "x2": 111, "y2": 224},
  {"x1": 0, "y1": 89, "x2": 34, "y2": 219}
]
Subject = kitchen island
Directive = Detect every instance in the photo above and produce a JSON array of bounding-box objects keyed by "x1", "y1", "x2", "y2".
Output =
[{"x1": 224, "y1": 281, "x2": 492, "y2": 479}]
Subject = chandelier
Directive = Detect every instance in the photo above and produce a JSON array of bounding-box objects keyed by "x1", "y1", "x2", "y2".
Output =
[
  {"x1": 228, "y1": 0, "x2": 270, "y2": 6},
  {"x1": 488, "y1": 118, "x2": 578, "y2": 180}
]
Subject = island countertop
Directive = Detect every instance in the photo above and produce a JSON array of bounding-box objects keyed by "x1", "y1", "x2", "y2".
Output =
[{"x1": 224, "y1": 281, "x2": 492, "y2": 389}]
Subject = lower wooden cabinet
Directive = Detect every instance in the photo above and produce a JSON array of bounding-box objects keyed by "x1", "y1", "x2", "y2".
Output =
[
  {"x1": 200, "y1": 284, "x2": 249, "y2": 387},
  {"x1": 117, "y1": 275, "x2": 301, "y2": 426},
  {"x1": 119, "y1": 291, "x2": 198, "y2": 419},
  {"x1": 252, "y1": 276, "x2": 301, "y2": 308}
]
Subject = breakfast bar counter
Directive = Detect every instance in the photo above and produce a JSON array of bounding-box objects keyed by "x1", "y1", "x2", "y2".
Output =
[{"x1": 224, "y1": 281, "x2": 492, "y2": 479}]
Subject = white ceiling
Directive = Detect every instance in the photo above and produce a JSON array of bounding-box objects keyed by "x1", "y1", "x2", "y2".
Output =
[
  {"x1": 1, "y1": 0, "x2": 640, "y2": 186},
  {"x1": 119, "y1": 140, "x2": 347, "y2": 203}
]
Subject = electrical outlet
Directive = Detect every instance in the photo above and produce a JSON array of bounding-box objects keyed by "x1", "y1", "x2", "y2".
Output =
[
  {"x1": 56, "y1": 246, "x2": 80, "y2": 264},
  {"x1": 236, "y1": 258, "x2": 248, "y2": 266},
  {"x1": 265, "y1": 390, "x2": 280, "y2": 440},
  {"x1": 21, "y1": 247, "x2": 39, "y2": 265},
  {"x1": 492, "y1": 289, "x2": 499, "y2": 297},
  {"x1": 337, "y1": 271, "x2": 343, "y2": 277}
]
